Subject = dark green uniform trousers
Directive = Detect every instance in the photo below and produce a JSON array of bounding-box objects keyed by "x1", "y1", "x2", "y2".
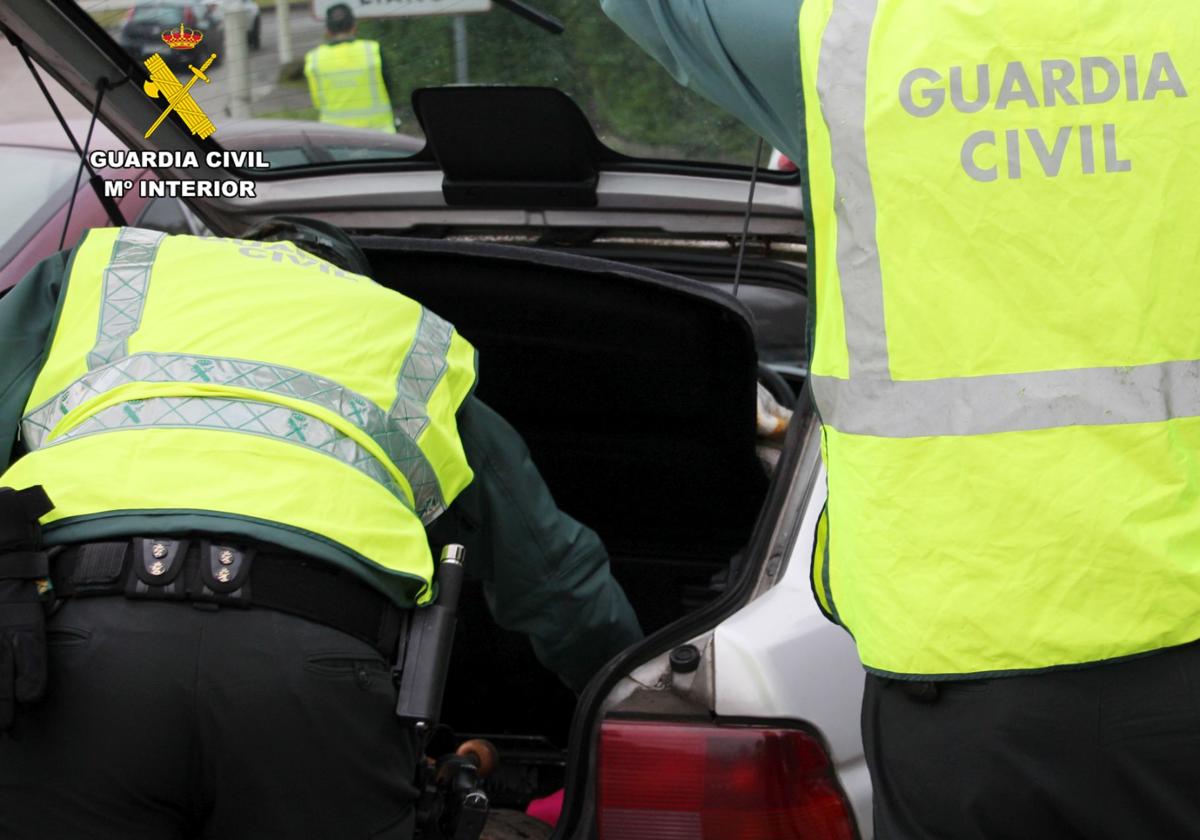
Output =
[
  {"x1": 865, "y1": 640, "x2": 1200, "y2": 839},
  {"x1": 0, "y1": 597, "x2": 419, "y2": 839}
]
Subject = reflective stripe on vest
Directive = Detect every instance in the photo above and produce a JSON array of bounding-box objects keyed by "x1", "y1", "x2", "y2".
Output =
[
  {"x1": 88, "y1": 227, "x2": 164, "y2": 369},
  {"x1": 304, "y1": 40, "x2": 395, "y2": 133},
  {"x1": 3, "y1": 228, "x2": 478, "y2": 603},
  {"x1": 46, "y1": 395, "x2": 412, "y2": 506},
  {"x1": 21, "y1": 348, "x2": 457, "y2": 521},
  {"x1": 799, "y1": 0, "x2": 1200, "y2": 676}
]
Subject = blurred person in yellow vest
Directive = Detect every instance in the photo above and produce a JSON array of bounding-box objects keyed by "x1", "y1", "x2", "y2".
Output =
[{"x1": 304, "y1": 3, "x2": 397, "y2": 133}]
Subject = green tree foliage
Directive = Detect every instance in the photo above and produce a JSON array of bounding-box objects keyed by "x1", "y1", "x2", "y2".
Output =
[{"x1": 359, "y1": 3, "x2": 757, "y2": 163}]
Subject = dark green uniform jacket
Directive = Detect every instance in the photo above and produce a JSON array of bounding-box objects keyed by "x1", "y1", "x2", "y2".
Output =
[{"x1": 0, "y1": 251, "x2": 642, "y2": 693}]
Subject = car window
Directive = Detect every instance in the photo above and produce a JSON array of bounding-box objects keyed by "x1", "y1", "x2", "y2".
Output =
[
  {"x1": 75, "y1": 1, "x2": 760, "y2": 170},
  {"x1": 260, "y1": 147, "x2": 311, "y2": 168},
  {"x1": 0, "y1": 146, "x2": 78, "y2": 253},
  {"x1": 129, "y1": 5, "x2": 187, "y2": 26},
  {"x1": 324, "y1": 145, "x2": 411, "y2": 163}
]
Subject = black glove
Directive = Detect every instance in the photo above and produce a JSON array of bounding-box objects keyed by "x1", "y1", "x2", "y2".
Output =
[{"x1": 0, "y1": 486, "x2": 55, "y2": 732}]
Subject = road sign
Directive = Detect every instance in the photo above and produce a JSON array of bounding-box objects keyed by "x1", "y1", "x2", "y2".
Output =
[{"x1": 311, "y1": 0, "x2": 492, "y2": 20}]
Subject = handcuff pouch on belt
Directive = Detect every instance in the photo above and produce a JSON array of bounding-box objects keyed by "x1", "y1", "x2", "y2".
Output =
[
  {"x1": 125, "y1": 538, "x2": 253, "y2": 607},
  {"x1": 127, "y1": 537, "x2": 188, "y2": 599}
]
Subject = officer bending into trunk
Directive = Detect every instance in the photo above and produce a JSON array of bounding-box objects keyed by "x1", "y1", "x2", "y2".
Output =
[{"x1": 0, "y1": 218, "x2": 641, "y2": 839}]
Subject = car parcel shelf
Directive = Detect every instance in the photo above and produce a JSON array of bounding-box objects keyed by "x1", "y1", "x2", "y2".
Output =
[{"x1": 409, "y1": 86, "x2": 630, "y2": 208}]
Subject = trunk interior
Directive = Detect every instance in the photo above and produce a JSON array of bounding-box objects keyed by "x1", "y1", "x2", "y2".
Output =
[{"x1": 363, "y1": 236, "x2": 806, "y2": 810}]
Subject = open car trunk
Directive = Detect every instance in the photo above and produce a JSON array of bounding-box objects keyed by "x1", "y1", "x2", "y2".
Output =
[{"x1": 362, "y1": 237, "x2": 779, "y2": 809}]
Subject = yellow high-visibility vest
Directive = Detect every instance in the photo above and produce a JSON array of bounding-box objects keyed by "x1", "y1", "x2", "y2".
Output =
[
  {"x1": 800, "y1": 1, "x2": 1200, "y2": 677},
  {"x1": 304, "y1": 39, "x2": 396, "y2": 133},
  {"x1": 1, "y1": 228, "x2": 477, "y2": 604}
]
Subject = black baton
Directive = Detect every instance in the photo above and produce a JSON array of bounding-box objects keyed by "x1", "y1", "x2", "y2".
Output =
[{"x1": 394, "y1": 544, "x2": 465, "y2": 734}]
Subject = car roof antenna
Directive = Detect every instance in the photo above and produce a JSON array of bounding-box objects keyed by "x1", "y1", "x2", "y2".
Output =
[
  {"x1": 731, "y1": 136, "x2": 765, "y2": 299},
  {"x1": 9, "y1": 36, "x2": 129, "y2": 246}
]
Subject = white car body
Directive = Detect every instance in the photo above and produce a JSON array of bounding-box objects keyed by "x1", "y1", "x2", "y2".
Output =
[
  {"x1": 713, "y1": 462, "x2": 869, "y2": 829},
  {"x1": 601, "y1": 421, "x2": 872, "y2": 835}
]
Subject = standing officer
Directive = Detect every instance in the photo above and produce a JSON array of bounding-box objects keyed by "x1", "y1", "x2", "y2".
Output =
[
  {"x1": 304, "y1": 3, "x2": 397, "y2": 133},
  {"x1": 0, "y1": 218, "x2": 642, "y2": 838},
  {"x1": 601, "y1": 1, "x2": 1200, "y2": 837}
]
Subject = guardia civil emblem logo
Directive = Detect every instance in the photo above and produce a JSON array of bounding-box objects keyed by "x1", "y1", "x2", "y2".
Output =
[{"x1": 141, "y1": 24, "x2": 218, "y2": 140}]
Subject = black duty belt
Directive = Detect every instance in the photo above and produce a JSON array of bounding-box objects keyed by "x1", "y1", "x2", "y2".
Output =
[{"x1": 51, "y1": 538, "x2": 404, "y2": 657}]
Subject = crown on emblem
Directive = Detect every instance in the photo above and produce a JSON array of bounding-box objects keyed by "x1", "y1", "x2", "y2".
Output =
[{"x1": 161, "y1": 24, "x2": 204, "y2": 49}]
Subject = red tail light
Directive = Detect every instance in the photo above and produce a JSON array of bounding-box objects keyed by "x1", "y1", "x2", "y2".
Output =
[
  {"x1": 182, "y1": 6, "x2": 197, "y2": 26},
  {"x1": 598, "y1": 719, "x2": 857, "y2": 840}
]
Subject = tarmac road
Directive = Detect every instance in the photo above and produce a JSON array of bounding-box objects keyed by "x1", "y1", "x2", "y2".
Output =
[{"x1": 0, "y1": 5, "x2": 324, "y2": 127}]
